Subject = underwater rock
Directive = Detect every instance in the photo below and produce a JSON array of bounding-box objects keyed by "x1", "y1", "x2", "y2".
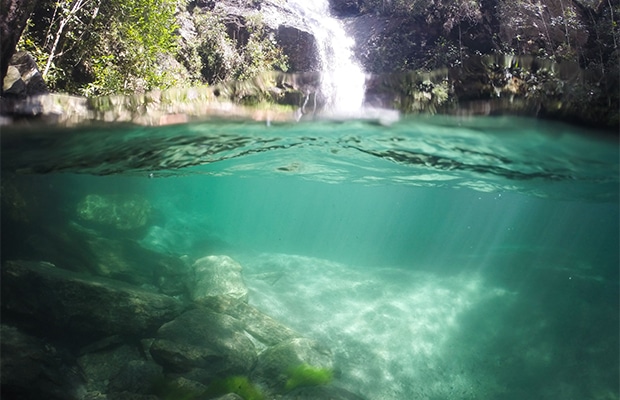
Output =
[
  {"x1": 282, "y1": 385, "x2": 366, "y2": 399},
  {"x1": 108, "y1": 360, "x2": 164, "y2": 394},
  {"x1": 107, "y1": 393, "x2": 160, "y2": 400},
  {"x1": 8, "y1": 219, "x2": 190, "y2": 296},
  {"x1": 78, "y1": 335, "x2": 127, "y2": 355},
  {"x1": 151, "y1": 376, "x2": 208, "y2": 399},
  {"x1": 190, "y1": 255, "x2": 249, "y2": 311},
  {"x1": 1, "y1": 324, "x2": 83, "y2": 400},
  {"x1": 149, "y1": 308, "x2": 257, "y2": 380},
  {"x1": 213, "y1": 394, "x2": 244, "y2": 400},
  {"x1": 251, "y1": 338, "x2": 334, "y2": 393},
  {"x1": 83, "y1": 233, "x2": 190, "y2": 296},
  {"x1": 224, "y1": 301, "x2": 300, "y2": 346},
  {"x1": 77, "y1": 341, "x2": 164, "y2": 397},
  {"x1": 77, "y1": 344, "x2": 144, "y2": 393},
  {"x1": 1, "y1": 260, "x2": 184, "y2": 339},
  {"x1": 76, "y1": 194, "x2": 152, "y2": 231}
]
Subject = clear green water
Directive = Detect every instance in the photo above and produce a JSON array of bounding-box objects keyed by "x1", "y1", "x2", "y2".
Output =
[{"x1": 2, "y1": 115, "x2": 618, "y2": 399}]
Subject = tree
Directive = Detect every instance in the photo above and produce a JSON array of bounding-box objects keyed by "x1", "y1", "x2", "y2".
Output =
[
  {"x1": 18, "y1": 0, "x2": 180, "y2": 94},
  {"x1": 1, "y1": 0, "x2": 40, "y2": 87}
]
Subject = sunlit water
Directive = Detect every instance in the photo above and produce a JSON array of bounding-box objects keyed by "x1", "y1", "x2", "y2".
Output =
[{"x1": 2, "y1": 115, "x2": 618, "y2": 399}]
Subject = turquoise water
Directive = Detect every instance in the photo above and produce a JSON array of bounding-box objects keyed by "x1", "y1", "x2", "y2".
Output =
[{"x1": 2, "y1": 115, "x2": 619, "y2": 399}]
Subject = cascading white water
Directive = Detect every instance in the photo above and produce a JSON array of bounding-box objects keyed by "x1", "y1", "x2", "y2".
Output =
[{"x1": 287, "y1": 0, "x2": 366, "y2": 114}]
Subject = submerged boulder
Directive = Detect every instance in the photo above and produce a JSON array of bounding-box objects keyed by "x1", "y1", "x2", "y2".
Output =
[
  {"x1": 282, "y1": 385, "x2": 366, "y2": 399},
  {"x1": 82, "y1": 232, "x2": 190, "y2": 296},
  {"x1": 108, "y1": 359, "x2": 164, "y2": 394},
  {"x1": 77, "y1": 343, "x2": 158, "y2": 394},
  {"x1": 1, "y1": 324, "x2": 82, "y2": 400},
  {"x1": 251, "y1": 338, "x2": 334, "y2": 392},
  {"x1": 189, "y1": 255, "x2": 249, "y2": 311},
  {"x1": 224, "y1": 301, "x2": 300, "y2": 346},
  {"x1": 1, "y1": 260, "x2": 184, "y2": 339},
  {"x1": 76, "y1": 194, "x2": 151, "y2": 231},
  {"x1": 149, "y1": 308, "x2": 257, "y2": 380}
]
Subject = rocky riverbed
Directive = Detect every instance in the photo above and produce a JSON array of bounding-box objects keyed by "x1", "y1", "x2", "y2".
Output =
[
  {"x1": 2, "y1": 255, "x2": 365, "y2": 399},
  {"x1": 1, "y1": 190, "x2": 365, "y2": 400}
]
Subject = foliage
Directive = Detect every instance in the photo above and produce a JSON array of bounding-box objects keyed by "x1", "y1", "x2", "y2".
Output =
[
  {"x1": 192, "y1": 9, "x2": 288, "y2": 85},
  {"x1": 398, "y1": 78, "x2": 451, "y2": 113},
  {"x1": 284, "y1": 364, "x2": 334, "y2": 391},
  {"x1": 204, "y1": 376, "x2": 265, "y2": 400},
  {"x1": 424, "y1": 36, "x2": 462, "y2": 69},
  {"x1": 82, "y1": 0, "x2": 181, "y2": 95},
  {"x1": 17, "y1": 19, "x2": 65, "y2": 88},
  {"x1": 18, "y1": 0, "x2": 181, "y2": 95}
]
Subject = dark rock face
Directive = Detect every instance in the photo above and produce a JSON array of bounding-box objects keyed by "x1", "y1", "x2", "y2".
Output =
[
  {"x1": 276, "y1": 26, "x2": 321, "y2": 72},
  {"x1": 150, "y1": 308, "x2": 257, "y2": 380},
  {"x1": 0, "y1": 0, "x2": 39, "y2": 87},
  {"x1": 207, "y1": 0, "x2": 320, "y2": 73},
  {"x1": 77, "y1": 343, "x2": 158, "y2": 394},
  {"x1": 1, "y1": 324, "x2": 83, "y2": 400},
  {"x1": 330, "y1": 0, "x2": 362, "y2": 16},
  {"x1": 346, "y1": 15, "x2": 440, "y2": 74},
  {"x1": 108, "y1": 360, "x2": 164, "y2": 394},
  {"x1": 1, "y1": 260, "x2": 185, "y2": 340}
]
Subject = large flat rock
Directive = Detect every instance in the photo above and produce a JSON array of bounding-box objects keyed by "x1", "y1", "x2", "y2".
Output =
[
  {"x1": 1, "y1": 260, "x2": 185, "y2": 338},
  {"x1": 150, "y1": 308, "x2": 257, "y2": 380}
]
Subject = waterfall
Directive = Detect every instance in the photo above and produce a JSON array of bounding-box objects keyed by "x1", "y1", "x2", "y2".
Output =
[{"x1": 287, "y1": 0, "x2": 366, "y2": 115}]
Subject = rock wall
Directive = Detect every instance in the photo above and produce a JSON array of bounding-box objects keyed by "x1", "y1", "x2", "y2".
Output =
[{"x1": 194, "y1": 0, "x2": 321, "y2": 73}]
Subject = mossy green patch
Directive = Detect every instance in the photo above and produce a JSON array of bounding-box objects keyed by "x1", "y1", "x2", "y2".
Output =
[
  {"x1": 204, "y1": 376, "x2": 265, "y2": 400},
  {"x1": 284, "y1": 364, "x2": 334, "y2": 391}
]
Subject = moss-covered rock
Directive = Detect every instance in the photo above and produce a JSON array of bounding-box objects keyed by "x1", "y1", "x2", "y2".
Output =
[
  {"x1": 204, "y1": 376, "x2": 265, "y2": 400},
  {"x1": 251, "y1": 338, "x2": 334, "y2": 393},
  {"x1": 76, "y1": 194, "x2": 151, "y2": 231}
]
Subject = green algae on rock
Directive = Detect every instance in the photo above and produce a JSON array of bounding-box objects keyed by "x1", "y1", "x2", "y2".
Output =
[{"x1": 284, "y1": 363, "x2": 334, "y2": 391}]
